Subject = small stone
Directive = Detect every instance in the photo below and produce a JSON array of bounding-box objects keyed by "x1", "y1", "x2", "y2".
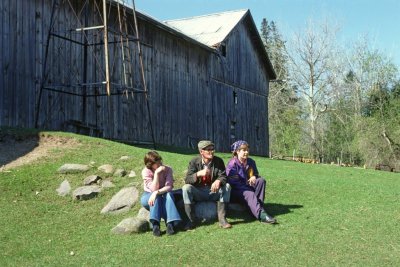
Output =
[
  {"x1": 119, "y1": 156, "x2": 130, "y2": 161},
  {"x1": 57, "y1": 164, "x2": 90, "y2": 174},
  {"x1": 98, "y1": 164, "x2": 114, "y2": 174},
  {"x1": 113, "y1": 169, "x2": 127, "y2": 177},
  {"x1": 128, "y1": 170, "x2": 136, "y2": 177},
  {"x1": 70, "y1": 251, "x2": 75, "y2": 256},
  {"x1": 83, "y1": 175, "x2": 102, "y2": 185}
]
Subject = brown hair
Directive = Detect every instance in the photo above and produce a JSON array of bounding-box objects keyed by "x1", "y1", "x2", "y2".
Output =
[
  {"x1": 233, "y1": 143, "x2": 249, "y2": 156},
  {"x1": 144, "y1": 150, "x2": 162, "y2": 169}
]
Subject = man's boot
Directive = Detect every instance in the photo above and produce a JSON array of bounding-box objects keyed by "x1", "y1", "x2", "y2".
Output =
[
  {"x1": 217, "y1": 202, "x2": 232, "y2": 229},
  {"x1": 184, "y1": 204, "x2": 196, "y2": 230}
]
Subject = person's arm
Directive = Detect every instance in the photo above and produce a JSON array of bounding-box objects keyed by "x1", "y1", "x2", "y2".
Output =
[
  {"x1": 214, "y1": 157, "x2": 227, "y2": 185},
  {"x1": 185, "y1": 158, "x2": 200, "y2": 184},
  {"x1": 142, "y1": 168, "x2": 158, "y2": 192},
  {"x1": 159, "y1": 166, "x2": 173, "y2": 193}
]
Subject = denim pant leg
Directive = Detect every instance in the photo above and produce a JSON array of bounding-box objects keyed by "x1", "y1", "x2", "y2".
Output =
[
  {"x1": 140, "y1": 191, "x2": 162, "y2": 223},
  {"x1": 208, "y1": 183, "x2": 231, "y2": 202},
  {"x1": 164, "y1": 192, "x2": 182, "y2": 224},
  {"x1": 182, "y1": 184, "x2": 211, "y2": 204}
]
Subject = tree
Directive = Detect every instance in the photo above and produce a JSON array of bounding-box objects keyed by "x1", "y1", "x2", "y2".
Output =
[
  {"x1": 260, "y1": 19, "x2": 302, "y2": 157},
  {"x1": 285, "y1": 19, "x2": 342, "y2": 159}
]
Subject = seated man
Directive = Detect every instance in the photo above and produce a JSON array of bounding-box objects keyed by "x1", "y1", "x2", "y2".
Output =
[{"x1": 182, "y1": 140, "x2": 232, "y2": 230}]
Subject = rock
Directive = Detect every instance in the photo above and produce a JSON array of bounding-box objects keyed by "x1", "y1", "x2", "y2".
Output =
[
  {"x1": 128, "y1": 170, "x2": 136, "y2": 178},
  {"x1": 111, "y1": 217, "x2": 149, "y2": 234},
  {"x1": 56, "y1": 179, "x2": 71, "y2": 196},
  {"x1": 137, "y1": 207, "x2": 150, "y2": 221},
  {"x1": 83, "y1": 175, "x2": 102, "y2": 185},
  {"x1": 57, "y1": 164, "x2": 90, "y2": 174},
  {"x1": 101, "y1": 179, "x2": 115, "y2": 188},
  {"x1": 195, "y1": 202, "x2": 217, "y2": 221},
  {"x1": 228, "y1": 203, "x2": 248, "y2": 212},
  {"x1": 113, "y1": 168, "x2": 127, "y2": 177},
  {"x1": 72, "y1": 185, "x2": 101, "y2": 200},
  {"x1": 100, "y1": 186, "x2": 139, "y2": 214},
  {"x1": 98, "y1": 164, "x2": 114, "y2": 174},
  {"x1": 119, "y1": 156, "x2": 131, "y2": 161}
]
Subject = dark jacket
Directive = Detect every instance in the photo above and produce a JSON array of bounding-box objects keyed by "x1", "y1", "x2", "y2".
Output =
[{"x1": 184, "y1": 155, "x2": 227, "y2": 186}]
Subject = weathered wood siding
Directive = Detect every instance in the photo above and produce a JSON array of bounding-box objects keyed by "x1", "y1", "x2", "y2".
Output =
[{"x1": 0, "y1": 0, "x2": 272, "y2": 155}]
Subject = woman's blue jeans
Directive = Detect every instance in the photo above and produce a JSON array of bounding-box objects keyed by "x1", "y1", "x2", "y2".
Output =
[{"x1": 141, "y1": 191, "x2": 181, "y2": 226}]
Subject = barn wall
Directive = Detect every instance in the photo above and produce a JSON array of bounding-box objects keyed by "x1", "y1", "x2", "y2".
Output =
[{"x1": 0, "y1": 0, "x2": 271, "y2": 155}]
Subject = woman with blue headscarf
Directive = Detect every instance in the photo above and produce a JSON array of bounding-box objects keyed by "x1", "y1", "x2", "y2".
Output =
[{"x1": 226, "y1": 140, "x2": 277, "y2": 224}]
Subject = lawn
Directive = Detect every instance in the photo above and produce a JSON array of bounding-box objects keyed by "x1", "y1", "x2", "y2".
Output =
[{"x1": 0, "y1": 129, "x2": 399, "y2": 266}]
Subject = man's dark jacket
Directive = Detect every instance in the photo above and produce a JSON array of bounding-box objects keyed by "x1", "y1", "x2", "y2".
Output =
[{"x1": 184, "y1": 155, "x2": 227, "y2": 186}]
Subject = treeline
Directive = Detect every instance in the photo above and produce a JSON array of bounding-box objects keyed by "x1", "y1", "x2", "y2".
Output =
[{"x1": 261, "y1": 19, "x2": 400, "y2": 170}]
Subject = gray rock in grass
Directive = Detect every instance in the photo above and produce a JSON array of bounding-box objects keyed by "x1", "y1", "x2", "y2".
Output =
[
  {"x1": 83, "y1": 175, "x2": 102, "y2": 185},
  {"x1": 57, "y1": 164, "x2": 90, "y2": 174},
  {"x1": 56, "y1": 179, "x2": 71, "y2": 196},
  {"x1": 72, "y1": 185, "x2": 101, "y2": 200},
  {"x1": 111, "y1": 217, "x2": 149, "y2": 234},
  {"x1": 100, "y1": 186, "x2": 138, "y2": 214}
]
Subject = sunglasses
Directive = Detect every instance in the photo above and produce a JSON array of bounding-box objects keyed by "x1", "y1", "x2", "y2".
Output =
[{"x1": 202, "y1": 147, "x2": 215, "y2": 151}]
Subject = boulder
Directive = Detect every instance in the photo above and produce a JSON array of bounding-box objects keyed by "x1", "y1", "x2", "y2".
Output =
[
  {"x1": 195, "y1": 202, "x2": 217, "y2": 221},
  {"x1": 72, "y1": 185, "x2": 101, "y2": 200},
  {"x1": 98, "y1": 164, "x2": 114, "y2": 174},
  {"x1": 111, "y1": 217, "x2": 149, "y2": 234},
  {"x1": 113, "y1": 168, "x2": 127, "y2": 177},
  {"x1": 83, "y1": 175, "x2": 102, "y2": 185},
  {"x1": 119, "y1": 156, "x2": 131, "y2": 161},
  {"x1": 57, "y1": 164, "x2": 90, "y2": 174},
  {"x1": 228, "y1": 203, "x2": 248, "y2": 212},
  {"x1": 56, "y1": 179, "x2": 71, "y2": 196},
  {"x1": 101, "y1": 179, "x2": 115, "y2": 188},
  {"x1": 100, "y1": 186, "x2": 138, "y2": 214},
  {"x1": 137, "y1": 207, "x2": 150, "y2": 221}
]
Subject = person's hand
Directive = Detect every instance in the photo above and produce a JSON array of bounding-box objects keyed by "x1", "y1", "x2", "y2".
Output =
[
  {"x1": 155, "y1": 165, "x2": 166, "y2": 174},
  {"x1": 248, "y1": 176, "x2": 257, "y2": 186},
  {"x1": 211, "y1": 180, "x2": 221, "y2": 193},
  {"x1": 197, "y1": 168, "x2": 210, "y2": 177},
  {"x1": 148, "y1": 191, "x2": 158, "y2": 206}
]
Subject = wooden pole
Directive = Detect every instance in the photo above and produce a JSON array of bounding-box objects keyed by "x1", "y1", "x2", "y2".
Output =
[{"x1": 102, "y1": 0, "x2": 110, "y2": 96}]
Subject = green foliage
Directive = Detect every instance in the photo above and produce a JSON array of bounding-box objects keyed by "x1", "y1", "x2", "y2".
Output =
[
  {"x1": 260, "y1": 19, "x2": 302, "y2": 158},
  {"x1": 1, "y1": 131, "x2": 400, "y2": 266}
]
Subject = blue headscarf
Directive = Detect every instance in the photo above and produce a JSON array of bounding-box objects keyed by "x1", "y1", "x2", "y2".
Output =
[{"x1": 230, "y1": 140, "x2": 248, "y2": 152}]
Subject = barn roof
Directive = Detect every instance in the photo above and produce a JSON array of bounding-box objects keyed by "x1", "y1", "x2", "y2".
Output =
[
  {"x1": 163, "y1": 9, "x2": 276, "y2": 79},
  {"x1": 163, "y1": 9, "x2": 248, "y2": 47},
  {"x1": 112, "y1": 1, "x2": 276, "y2": 79}
]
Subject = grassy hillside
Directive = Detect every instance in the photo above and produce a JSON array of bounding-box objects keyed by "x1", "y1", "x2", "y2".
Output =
[{"x1": 0, "y1": 130, "x2": 399, "y2": 266}]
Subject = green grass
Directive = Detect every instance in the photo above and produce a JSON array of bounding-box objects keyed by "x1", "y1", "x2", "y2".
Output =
[{"x1": 1, "y1": 129, "x2": 399, "y2": 266}]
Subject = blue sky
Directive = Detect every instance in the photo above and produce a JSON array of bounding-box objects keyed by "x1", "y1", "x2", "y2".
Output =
[{"x1": 135, "y1": 0, "x2": 400, "y2": 67}]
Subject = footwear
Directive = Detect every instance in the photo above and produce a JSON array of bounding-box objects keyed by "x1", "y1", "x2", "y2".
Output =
[
  {"x1": 166, "y1": 223, "x2": 175, "y2": 235},
  {"x1": 183, "y1": 221, "x2": 195, "y2": 231},
  {"x1": 217, "y1": 202, "x2": 232, "y2": 229},
  {"x1": 184, "y1": 204, "x2": 196, "y2": 230},
  {"x1": 259, "y1": 211, "x2": 277, "y2": 224},
  {"x1": 152, "y1": 224, "x2": 161, "y2": 236}
]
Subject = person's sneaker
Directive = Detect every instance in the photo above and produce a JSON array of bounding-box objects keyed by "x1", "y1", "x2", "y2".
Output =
[
  {"x1": 152, "y1": 224, "x2": 161, "y2": 236},
  {"x1": 166, "y1": 223, "x2": 175, "y2": 235}
]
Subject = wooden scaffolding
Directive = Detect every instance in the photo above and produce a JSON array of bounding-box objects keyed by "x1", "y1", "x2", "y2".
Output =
[{"x1": 35, "y1": 0, "x2": 155, "y2": 146}]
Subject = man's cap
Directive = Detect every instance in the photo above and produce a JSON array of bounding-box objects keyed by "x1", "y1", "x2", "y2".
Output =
[{"x1": 198, "y1": 140, "x2": 214, "y2": 150}]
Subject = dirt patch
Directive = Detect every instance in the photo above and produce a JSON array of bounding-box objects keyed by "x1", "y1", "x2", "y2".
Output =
[{"x1": 0, "y1": 135, "x2": 81, "y2": 171}]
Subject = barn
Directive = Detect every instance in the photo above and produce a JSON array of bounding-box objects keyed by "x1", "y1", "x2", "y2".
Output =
[{"x1": 0, "y1": 0, "x2": 276, "y2": 155}]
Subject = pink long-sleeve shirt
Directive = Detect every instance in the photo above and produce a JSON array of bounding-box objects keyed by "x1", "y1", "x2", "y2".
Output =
[{"x1": 142, "y1": 165, "x2": 174, "y2": 193}]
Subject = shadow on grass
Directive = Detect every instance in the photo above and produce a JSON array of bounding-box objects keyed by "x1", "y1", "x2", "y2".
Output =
[{"x1": 264, "y1": 203, "x2": 303, "y2": 216}]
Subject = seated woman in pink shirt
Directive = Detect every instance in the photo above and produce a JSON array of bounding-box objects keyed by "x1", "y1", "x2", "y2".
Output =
[{"x1": 140, "y1": 151, "x2": 181, "y2": 236}]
